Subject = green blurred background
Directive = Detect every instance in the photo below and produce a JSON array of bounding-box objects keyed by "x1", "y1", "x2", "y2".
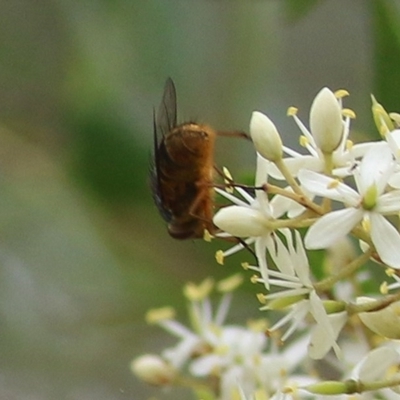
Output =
[{"x1": 0, "y1": 0, "x2": 398, "y2": 398}]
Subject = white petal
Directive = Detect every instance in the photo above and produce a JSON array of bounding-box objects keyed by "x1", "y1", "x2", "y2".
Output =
[
  {"x1": 255, "y1": 154, "x2": 270, "y2": 207},
  {"x1": 293, "y1": 230, "x2": 312, "y2": 286},
  {"x1": 333, "y1": 141, "x2": 376, "y2": 165},
  {"x1": 190, "y1": 353, "x2": 220, "y2": 376},
  {"x1": 376, "y1": 190, "x2": 400, "y2": 213},
  {"x1": 386, "y1": 129, "x2": 400, "y2": 160},
  {"x1": 255, "y1": 153, "x2": 269, "y2": 186},
  {"x1": 269, "y1": 230, "x2": 295, "y2": 276},
  {"x1": 257, "y1": 236, "x2": 271, "y2": 289},
  {"x1": 308, "y1": 293, "x2": 347, "y2": 359},
  {"x1": 357, "y1": 347, "x2": 398, "y2": 381},
  {"x1": 358, "y1": 142, "x2": 394, "y2": 196},
  {"x1": 213, "y1": 206, "x2": 269, "y2": 237},
  {"x1": 298, "y1": 169, "x2": 359, "y2": 205},
  {"x1": 370, "y1": 213, "x2": 400, "y2": 269},
  {"x1": 305, "y1": 208, "x2": 363, "y2": 249},
  {"x1": 388, "y1": 171, "x2": 400, "y2": 189}
]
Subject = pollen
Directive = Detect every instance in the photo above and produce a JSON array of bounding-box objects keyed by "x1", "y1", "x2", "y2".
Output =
[
  {"x1": 247, "y1": 318, "x2": 269, "y2": 332},
  {"x1": 215, "y1": 250, "x2": 224, "y2": 265},
  {"x1": 345, "y1": 139, "x2": 353, "y2": 150},
  {"x1": 184, "y1": 277, "x2": 214, "y2": 301},
  {"x1": 342, "y1": 108, "x2": 356, "y2": 119},
  {"x1": 217, "y1": 273, "x2": 243, "y2": 293},
  {"x1": 334, "y1": 89, "x2": 349, "y2": 99},
  {"x1": 256, "y1": 293, "x2": 267, "y2": 304},
  {"x1": 287, "y1": 106, "x2": 298, "y2": 117},
  {"x1": 327, "y1": 179, "x2": 340, "y2": 189},
  {"x1": 146, "y1": 307, "x2": 176, "y2": 324},
  {"x1": 299, "y1": 135, "x2": 309, "y2": 147},
  {"x1": 385, "y1": 268, "x2": 395, "y2": 277},
  {"x1": 380, "y1": 281, "x2": 388, "y2": 295},
  {"x1": 203, "y1": 229, "x2": 213, "y2": 242},
  {"x1": 390, "y1": 112, "x2": 400, "y2": 127}
]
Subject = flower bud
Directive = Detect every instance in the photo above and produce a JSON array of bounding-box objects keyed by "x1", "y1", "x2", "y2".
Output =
[
  {"x1": 250, "y1": 111, "x2": 283, "y2": 162},
  {"x1": 305, "y1": 380, "x2": 350, "y2": 395},
  {"x1": 371, "y1": 95, "x2": 394, "y2": 136},
  {"x1": 310, "y1": 87, "x2": 343, "y2": 153},
  {"x1": 130, "y1": 354, "x2": 177, "y2": 386},
  {"x1": 213, "y1": 205, "x2": 269, "y2": 237}
]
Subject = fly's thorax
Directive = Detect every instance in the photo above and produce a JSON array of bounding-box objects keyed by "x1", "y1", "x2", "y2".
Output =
[{"x1": 164, "y1": 123, "x2": 216, "y2": 167}]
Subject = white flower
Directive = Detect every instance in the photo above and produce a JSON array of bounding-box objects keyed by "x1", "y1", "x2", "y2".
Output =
[
  {"x1": 351, "y1": 346, "x2": 400, "y2": 397},
  {"x1": 213, "y1": 155, "x2": 281, "y2": 288},
  {"x1": 135, "y1": 275, "x2": 312, "y2": 400},
  {"x1": 145, "y1": 278, "x2": 236, "y2": 370},
  {"x1": 269, "y1": 89, "x2": 374, "y2": 180},
  {"x1": 299, "y1": 142, "x2": 400, "y2": 269},
  {"x1": 254, "y1": 230, "x2": 347, "y2": 360}
]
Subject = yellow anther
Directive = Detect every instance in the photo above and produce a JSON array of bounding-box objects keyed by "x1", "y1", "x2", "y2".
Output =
[
  {"x1": 256, "y1": 293, "x2": 267, "y2": 304},
  {"x1": 299, "y1": 135, "x2": 309, "y2": 147},
  {"x1": 287, "y1": 106, "x2": 298, "y2": 117},
  {"x1": 146, "y1": 307, "x2": 176, "y2": 324},
  {"x1": 215, "y1": 250, "x2": 224, "y2": 265},
  {"x1": 247, "y1": 318, "x2": 269, "y2": 332},
  {"x1": 217, "y1": 273, "x2": 243, "y2": 293},
  {"x1": 345, "y1": 139, "x2": 353, "y2": 150},
  {"x1": 334, "y1": 89, "x2": 350, "y2": 99},
  {"x1": 184, "y1": 277, "x2": 214, "y2": 301},
  {"x1": 380, "y1": 281, "x2": 388, "y2": 295},
  {"x1": 203, "y1": 229, "x2": 213, "y2": 242},
  {"x1": 386, "y1": 268, "x2": 395, "y2": 277},
  {"x1": 342, "y1": 108, "x2": 356, "y2": 119},
  {"x1": 241, "y1": 262, "x2": 250, "y2": 270},
  {"x1": 390, "y1": 112, "x2": 400, "y2": 127}
]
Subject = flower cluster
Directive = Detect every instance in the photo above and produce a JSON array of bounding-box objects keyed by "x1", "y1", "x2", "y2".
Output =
[{"x1": 133, "y1": 88, "x2": 400, "y2": 399}]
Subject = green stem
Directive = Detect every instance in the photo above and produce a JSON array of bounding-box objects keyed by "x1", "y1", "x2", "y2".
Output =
[
  {"x1": 314, "y1": 250, "x2": 372, "y2": 293},
  {"x1": 347, "y1": 291, "x2": 400, "y2": 315},
  {"x1": 274, "y1": 159, "x2": 303, "y2": 196},
  {"x1": 264, "y1": 183, "x2": 324, "y2": 215}
]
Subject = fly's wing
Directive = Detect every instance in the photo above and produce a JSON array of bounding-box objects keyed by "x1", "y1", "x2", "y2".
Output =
[
  {"x1": 151, "y1": 78, "x2": 178, "y2": 222},
  {"x1": 156, "y1": 77, "x2": 177, "y2": 137}
]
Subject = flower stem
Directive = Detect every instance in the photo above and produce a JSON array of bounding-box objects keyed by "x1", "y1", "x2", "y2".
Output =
[{"x1": 314, "y1": 250, "x2": 372, "y2": 292}]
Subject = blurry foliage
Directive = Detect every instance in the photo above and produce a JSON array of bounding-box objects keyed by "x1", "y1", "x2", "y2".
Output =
[
  {"x1": 372, "y1": 0, "x2": 400, "y2": 111},
  {"x1": 67, "y1": 99, "x2": 148, "y2": 203},
  {"x1": 284, "y1": 0, "x2": 322, "y2": 22}
]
